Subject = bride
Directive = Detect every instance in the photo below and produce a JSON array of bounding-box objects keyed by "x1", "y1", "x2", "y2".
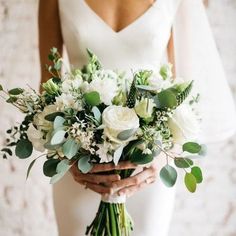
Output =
[{"x1": 38, "y1": 0, "x2": 236, "y2": 235}]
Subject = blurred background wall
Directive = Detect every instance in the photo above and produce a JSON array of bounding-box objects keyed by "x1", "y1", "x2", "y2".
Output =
[{"x1": 0, "y1": 1, "x2": 235, "y2": 236}]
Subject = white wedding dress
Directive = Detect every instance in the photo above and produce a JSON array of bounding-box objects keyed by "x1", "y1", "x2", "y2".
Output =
[{"x1": 54, "y1": 0, "x2": 236, "y2": 235}]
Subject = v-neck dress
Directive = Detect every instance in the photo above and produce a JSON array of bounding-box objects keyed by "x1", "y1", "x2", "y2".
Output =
[{"x1": 53, "y1": 0, "x2": 236, "y2": 235}]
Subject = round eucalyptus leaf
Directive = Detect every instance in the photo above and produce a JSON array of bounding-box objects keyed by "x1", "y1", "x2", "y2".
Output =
[
  {"x1": 62, "y1": 139, "x2": 79, "y2": 159},
  {"x1": 43, "y1": 159, "x2": 60, "y2": 177},
  {"x1": 50, "y1": 130, "x2": 66, "y2": 145},
  {"x1": 191, "y1": 166, "x2": 203, "y2": 183},
  {"x1": 84, "y1": 91, "x2": 101, "y2": 106},
  {"x1": 15, "y1": 139, "x2": 33, "y2": 159},
  {"x1": 160, "y1": 165, "x2": 177, "y2": 187},
  {"x1": 117, "y1": 129, "x2": 137, "y2": 141},
  {"x1": 174, "y1": 157, "x2": 193, "y2": 168},
  {"x1": 92, "y1": 106, "x2": 101, "y2": 123},
  {"x1": 182, "y1": 142, "x2": 201, "y2": 154},
  {"x1": 184, "y1": 173, "x2": 197, "y2": 193},
  {"x1": 78, "y1": 156, "x2": 93, "y2": 174},
  {"x1": 8, "y1": 88, "x2": 24, "y2": 95},
  {"x1": 53, "y1": 116, "x2": 65, "y2": 130},
  {"x1": 158, "y1": 89, "x2": 177, "y2": 108},
  {"x1": 131, "y1": 149, "x2": 153, "y2": 165}
]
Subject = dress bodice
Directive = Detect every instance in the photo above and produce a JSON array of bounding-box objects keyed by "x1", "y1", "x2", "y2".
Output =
[{"x1": 58, "y1": 0, "x2": 179, "y2": 71}]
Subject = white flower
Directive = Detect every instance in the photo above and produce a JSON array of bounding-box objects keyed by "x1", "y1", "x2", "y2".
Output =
[
  {"x1": 102, "y1": 105, "x2": 139, "y2": 143},
  {"x1": 34, "y1": 105, "x2": 57, "y2": 131},
  {"x1": 148, "y1": 73, "x2": 172, "y2": 91},
  {"x1": 135, "y1": 98, "x2": 156, "y2": 119},
  {"x1": 168, "y1": 104, "x2": 200, "y2": 144},
  {"x1": 27, "y1": 124, "x2": 46, "y2": 152},
  {"x1": 96, "y1": 143, "x2": 113, "y2": 163},
  {"x1": 88, "y1": 69, "x2": 118, "y2": 105},
  {"x1": 55, "y1": 93, "x2": 82, "y2": 111},
  {"x1": 61, "y1": 77, "x2": 82, "y2": 93}
]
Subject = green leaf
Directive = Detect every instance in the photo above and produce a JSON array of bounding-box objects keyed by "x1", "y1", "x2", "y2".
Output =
[
  {"x1": 62, "y1": 139, "x2": 79, "y2": 159},
  {"x1": 43, "y1": 159, "x2": 60, "y2": 177},
  {"x1": 26, "y1": 158, "x2": 37, "y2": 179},
  {"x1": 78, "y1": 156, "x2": 93, "y2": 174},
  {"x1": 50, "y1": 130, "x2": 66, "y2": 145},
  {"x1": 191, "y1": 166, "x2": 203, "y2": 183},
  {"x1": 185, "y1": 173, "x2": 197, "y2": 193},
  {"x1": 6, "y1": 96, "x2": 17, "y2": 103},
  {"x1": 174, "y1": 157, "x2": 193, "y2": 168},
  {"x1": 53, "y1": 116, "x2": 65, "y2": 130},
  {"x1": 160, "y1": 165, "x2": 177, "y2": 187},
  {"x1": 15, "y1": 139, "x2": 33, "y2": 159},
  {"x1": 117, "y1": 129, "x2": 137, "y2": 141},
  {"x1": 50, "y1": 160, "x2": 71, "y2": 184},
  {"x1": 113, "y1": 145, "x2": 124, "y2": 166},
  {"x1": 1, "y1": 148, "x2": 13, "y2": 156},
  {"x1": 130, "y1": 149, "x2": 153, "y2": 165},
  {"x1": 0, "y1": 84, "x2": 3, "y2": 91},
  {"x1": 183, "y1": 142, "x2": 202, "y2": 154},
  {"x1": 92, "y1": 106, "x2": 101, "y2": 123},
  {"x1": 158, "y1": 89, "x2": 178, "y2": 108},
  {"x1": 8, "y1": 88, "x2": 24, "y2": 95},
  {"x1": 44, "y1": 112, "x2": 65, "y2": 121},
  {"x1": 84, "y1": 91, "x2": 101, "y2": 106}
]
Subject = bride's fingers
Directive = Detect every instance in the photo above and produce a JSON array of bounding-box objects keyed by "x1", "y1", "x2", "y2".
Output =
[
  {"x1": 118, "y1": 176, "x2": 156, "y2": 197},
  {"x1": 89, "y1": 161, "x2": 137, "y2": 173},
  {"x1": 78, "y1": 173, "x2": 121, "y2": 184},
  {"x1": 85, "y1": 182, "x2": 113, "y2": 194},
  {"x1": 111, "y1": 166, "x2": 156, "y2": 189}
]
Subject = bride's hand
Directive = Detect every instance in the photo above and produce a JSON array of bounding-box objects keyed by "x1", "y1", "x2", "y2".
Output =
[
  {"x1": 70, "y1": 161, "x2": 137, "y2": 195},
  {"x1": 110, "y1": 159, "x2": 159, "y2": 197}
]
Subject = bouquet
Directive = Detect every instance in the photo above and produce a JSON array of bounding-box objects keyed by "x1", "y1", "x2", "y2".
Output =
[{"x1": 0, "y1": 48, "x2": 206, "y2": 236}]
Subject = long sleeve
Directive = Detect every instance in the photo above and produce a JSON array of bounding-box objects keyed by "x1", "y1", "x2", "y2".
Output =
[{"x1": 172, "y1": 0, "x2": 236, "y2": 143}]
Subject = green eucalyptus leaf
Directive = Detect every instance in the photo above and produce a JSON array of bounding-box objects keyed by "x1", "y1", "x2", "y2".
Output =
[
  {"x1": 191, "y1": 166, "x2": 203, "y2": 183},
  {"x1": 44, "y1": 112, "x2": 65, "y2": 122},
  {"x1": 183, "y1": 142, "x2": 202, "y2": 154},
  {"x1": 15, "y1": 139, "x2": 33, "y2": 159},
  {"x1": 184, "y1": 172, "x2": 197, "y2": 193},
  {"x1": 158, "y1": 89, "x2": 177, "y2": 108},
  {"x1": 53, "y1": 116, "x2": 65, "y2": 130},
  {"x1": 62, "y1": 139, "x2": 79, "y2": 159},
  {"x1": 160, "y1": 165, "x2": 177, "y2": 187},
  {"x1": 174, "y1": 157, "x2": 193, "y2": 168},
  {"x1": 43, "y1": 159, "x2": 60, "y2": 177},
  {"x1": 113, "y1": 145, "x2": 124, "y2": 166},
  {"x1": 84, "y1": 91, "x2": 101, "y2": 106},
  {"x1": 0, "y1": 84, "x2": 3, "y2": 91},
  {"x1": 6, "y1": 96, "x2": 17, "y2": 103},
  {"x1": 78, "y1": 156, "x2": 93, "y2": 174},
  {"x1": 117, "y1": 129, "x2": 137, "y2": 141},
  {"x1": 50, "y1": 130, "x2": 66, "y2": 145},
  {"x1": 130, "y1": 149, "x2": 153, "y2": 165},
  {"x1": 92, "y1": 106, "x2": 101, "y2": 123},
  {"x1": 8, "y1": 88, "x2": 24, "y2": 95}
]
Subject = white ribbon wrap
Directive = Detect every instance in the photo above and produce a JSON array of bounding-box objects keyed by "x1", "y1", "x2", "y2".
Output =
[{"x1": 101, "y1": 193, "x2": 126, "y2": 204}]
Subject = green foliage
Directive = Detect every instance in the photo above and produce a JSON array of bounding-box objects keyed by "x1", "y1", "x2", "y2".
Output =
[
  {"x1": 176, "y1": 81, "x2": 193, "y2": 105},
  {"x1": 160, "y1": 165, "x2": 177, "y2": 187},
  {"x1": 53, "y1": 116, "x2": 65, "y2": 130},
  {"x1": 126, "y1": 76, "x2": 137, "y2": 108},
  {"x1": 43, "y1": 158, "x2": 60, "y2": 177},
  {"x1": 174, "y1": 157, "x2": 193, "y2": 168},
  {"x1": 157, "y1": 89, "x2": 178, "y2": 108},
  {"x1": 135, "y1": 70, "x2": 152, "y2": 85},
  {"x1": 26, "y1": 158, "x2": 37, "y2": 179},
  {"x1": 130, "y1": 149, "x2": 153, "y2": 165},
  {"x1": 15, "y1": 139, "x2": 33, "y2": 159},
  {"x1": 0, "y1": 84, "x2": 3, "y2": 91},
  {"x1": 44, "y1": 112, "x2": 64, "y2": 121},
  {"x1": 183, "y1": 142, "x2": 202, "y2": 154},
  {"x1": 92, "y1": 106, "x2": 102, "y2": 124},
  {"x1": 117, "y1": 129, "x2": 137, "y2": 141},
  {"x1": 8, "y1": 88, "x2": 24, "y2": 95},
  {"x1": 84, "y1": 91, "x2": 101, "y2": 106},
  {"x1": 6, "y1": 96, "x2": 17, "y2": 103},
  {"x1": 62, "y1": 139, "x2": 79, "y2": 159},
  {"x1": 78, "y1": 155, "x2": 93, "y2": 173},
  {"x1": 113, "y1": 145, "x2": 124, "y2": 166},
  {"x1": 184, "y1": 173, "x2": 197, "y2": 193},
  {"x1": 191, "y1": 166, "x2": 203, "y2": 183},
  {"x1": 50, "y1": 130, "x2": 66, "y2": 145}
]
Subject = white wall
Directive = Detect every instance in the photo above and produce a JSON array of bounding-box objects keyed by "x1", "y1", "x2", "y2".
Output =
[{"x1": 0, "y1": 1, "x2": 235, "y2": 235}]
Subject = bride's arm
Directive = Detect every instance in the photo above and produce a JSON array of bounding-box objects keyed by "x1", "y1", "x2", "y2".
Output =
[{"x1": 38, "y1": 0, "x2": 63, "y2": 89}]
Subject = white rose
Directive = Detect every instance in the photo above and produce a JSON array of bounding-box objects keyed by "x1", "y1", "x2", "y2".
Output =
[
  {"x1": 61, "y1": 77, "x2": 82, "y2": 93},
  {"x1": 27, "y1": 124, "x2": 46, "y2": 152},
  {"x1": 135, "y1": 98, "x2": 156, "y2": 119},
  {"x1": 34, "y1": 105, "x2": 57, "y2": 131},
  {"x1": 88, "y1": 69, "x2": 118, "y2": 105},
  {"x1": 55, "y1": 93, "x2": 82, "y2": 111},
  {"x1": 148, "y1": 73, "x2": 172, "y2": 91},
  {"x1": 168, "y1": 104, "x2": 200, "y2": 144},
  {"x1": 102, "y1": 105, "x2": 139, "y2": 143}
]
